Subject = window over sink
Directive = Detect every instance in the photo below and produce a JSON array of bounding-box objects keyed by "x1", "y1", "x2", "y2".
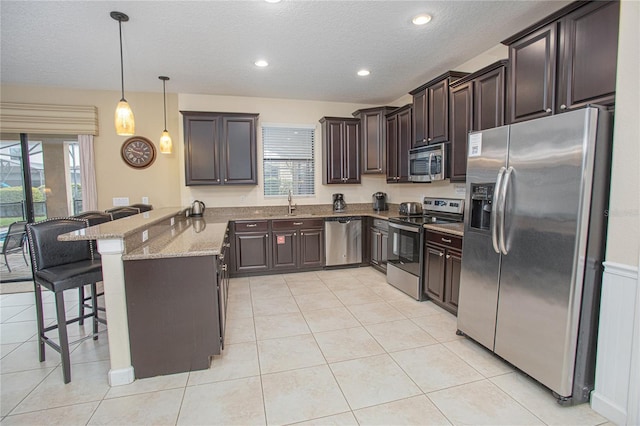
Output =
[{"x1": 262, "y1": 124, "x2": 315, "y2": 197}]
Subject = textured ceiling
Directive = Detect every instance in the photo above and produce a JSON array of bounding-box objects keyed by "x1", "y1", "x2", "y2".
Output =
[{"x1": 1, "y1": 1, "x2": 570, "y2": 104}]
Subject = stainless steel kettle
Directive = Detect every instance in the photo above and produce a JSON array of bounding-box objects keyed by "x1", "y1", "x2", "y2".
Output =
[{"x1": 190, "y1": 200, "x2": 205, "y2": 217}]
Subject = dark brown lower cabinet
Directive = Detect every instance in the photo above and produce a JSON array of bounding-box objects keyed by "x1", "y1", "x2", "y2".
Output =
[
  {"x1": 271, "y1": 219, "x2": 324, "y2": 271},
  {"x1": 423, "y1": 231, "x2": 463, "y2": 315},
  {"x1": 233, "y1": 220, "x2": 270, "y2": 274},
  {"x1": 124, "y1": 255, "x2": 223, "y2": 379}
]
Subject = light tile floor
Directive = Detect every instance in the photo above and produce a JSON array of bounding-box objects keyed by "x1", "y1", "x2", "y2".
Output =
[{"x1": 0, "y1": 267, "x2": 613, "y2": 425}]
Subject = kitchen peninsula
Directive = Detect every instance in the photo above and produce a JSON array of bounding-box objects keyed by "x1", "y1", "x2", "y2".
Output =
[{"x1": 59, "y1": 205, "x2": 462, "y2": 385}]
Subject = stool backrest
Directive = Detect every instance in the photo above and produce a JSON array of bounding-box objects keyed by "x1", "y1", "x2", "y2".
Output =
[
  {"x1": 129, "y1": 203, "x2": 153, "y2": 212},
  {"x1": 105, "y1": 206, "x2": 140, "y2": 220},
  {"x1": 26, "y1": 218, "x2": 92, "y2": 271},
  {"x1": 73, "y1": 211, "x2": 113, "y2": 226}
]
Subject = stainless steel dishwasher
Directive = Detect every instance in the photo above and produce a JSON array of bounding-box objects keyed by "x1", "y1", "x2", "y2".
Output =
[{"x1": 324, "y1": 216, "x2": 362, "y2": 266}]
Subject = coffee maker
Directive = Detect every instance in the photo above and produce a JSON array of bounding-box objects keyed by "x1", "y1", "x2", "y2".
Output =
[
  {"x1": 372, "y1": 192, "x2": 388, "y2": 211},
  {"x1": 332, "y1": 193, "x2": 346, "y2": 212}
]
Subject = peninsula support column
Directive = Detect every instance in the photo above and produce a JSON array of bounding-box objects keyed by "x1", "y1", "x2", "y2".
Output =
[{"x1": 97, "y1": 238, "x2": 135, "y2": 386}]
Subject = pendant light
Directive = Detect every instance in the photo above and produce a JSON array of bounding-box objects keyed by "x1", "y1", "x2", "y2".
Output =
[
  {"x1": 158, "y1": 76, "x2": 172, "y2": 154},
  {"x1": 111, "y1": 11, "x2": 135, "y2": 136}
]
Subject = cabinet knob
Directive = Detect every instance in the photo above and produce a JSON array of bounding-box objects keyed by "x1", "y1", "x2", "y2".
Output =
[
  {"x1": 427, "y1": 137, "x2": 432, "y2": 142},
  {"x1": 423, "y1": 138, "x2": 427, "y2": 143},
  {"x1": 265, "y1": 234, "x2": 269, "y2": 237},
  {"x1": 438, "y1": 252, "x2": 444, "y2": 257},
  {"x1": 560, "y1": 104, "x2": 567, "y2": 110},
  {"x1": 546, "y1": 108, "x2": 552, "y2": 113},
  {"x1": 446, "y1": 255, "x2": 451, "y2": 259},
  {"x1": 216, "y1": 179, "x2": 220, "y2": 182},
  {"x1": 301, "y1": 232, "x2": 304, "y2": 236},
  {"x1": 221, "y1": 264, "x2": 228, "y2": 271},
  {"x1": 224, "y1": 178, "x2": 228, "y2": 182}
]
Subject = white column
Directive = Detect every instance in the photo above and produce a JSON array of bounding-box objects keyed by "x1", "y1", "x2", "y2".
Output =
[{"x1": 97, "y1": 238, "x2": 135, "y2": 386}]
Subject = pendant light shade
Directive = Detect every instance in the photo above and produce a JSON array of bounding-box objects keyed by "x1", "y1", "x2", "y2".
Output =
[
  {"x1": 158, "y1": 76, "x2": 172, "y2": 154},
  {"x1": 111, "y1": 11, "x2": 135, "y2": 136}
]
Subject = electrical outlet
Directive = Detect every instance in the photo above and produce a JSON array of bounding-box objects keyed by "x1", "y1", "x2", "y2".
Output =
[
  {"x1": 113, "y1": 197, "x2": 129, "y2": 206},
  {"x1": 142, "y1": 196, "x2": 149, "y2": 204},
  {"x1": 170, "y1": 218, "x2": 175, "y2": 226},
  {"x1": 142, "y1": 229, "x2": 148, "y2": 242}
]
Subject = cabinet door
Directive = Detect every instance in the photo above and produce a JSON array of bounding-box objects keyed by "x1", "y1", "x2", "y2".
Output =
[
  {"x1": 325, "y1": 121, "x2": 344, "y2": 184},
  {"x1": 412, "y1": 89, "x2": 428, "y2": 147},
  {"x1": 428, "y1": 79, "x2": 449, "y2": 144},
  {"x1": 450, "y1": 81, "x2": 473, "y2": 182},
  {"x1": 444, "y1": 249, "x2": 462, "y2": 314},
  {"x1": 300, "y1": 228, "x2": 324, "y2": 268},
  {"x1": 397, "y1": 107, "x2": 412, "y2": 183},
  {"x1": 558, "y1": 1, "x2": 619, "y2": 111},
  {"x1": 475, "y1": 65, "x2": 506, "y2": 131},
  {"x1": 343, "y1": 121, "x2": 361, "y2": 183},
  {"x1": 386, "y1": 114, "x2": 399, "y2": 183},
  {"x1": 272, "y1": 230, "x2": 297, "y2": 270},
  {"x1": 234, "y1": 232, "x2": 270, "y2": 273},
  {"x1": 184, "y1": 115, "x2": 220, "y2": 185},
  {"x1": 222, "y1": 116, "x2": 257, "y2": 184},
  {"x1": 508, "y1": 23, "x2": 557, "y2": 123},
  {"x1": 370, "y1": 229, "x2": 380, "y2": 265},
  {"x1": 380, "y1": 230, "x2": 388, "y2": 267},
  {"x1": 423, "y1": 243, "x2": 446, "y2": 301},
  {"x1": 361, "y1": 110, "x2": 385, "y2": 174}
]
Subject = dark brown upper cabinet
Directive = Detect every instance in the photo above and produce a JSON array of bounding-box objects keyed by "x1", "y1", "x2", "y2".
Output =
[
  {"x1": 449, "y1": 61, "x2": 507, "y2": 182},
  {"x1": 182, "y1": 111, "x2": 259, "y2": 186},
  {"x1": 385, "y1": 104, "x2": 412, "y2": 183},
  {"x1": 320, "y1": 117, "x2": 361, "y2": 184},
  {"x1": 503, "y1": 0, "x2": 619, "y2": 124},
  {"x1": 410, "y1": 71, "x2": 468, "y2": 148},
  {"x1": 352, "y1": 106, "x2": 397, "y2": 175}
]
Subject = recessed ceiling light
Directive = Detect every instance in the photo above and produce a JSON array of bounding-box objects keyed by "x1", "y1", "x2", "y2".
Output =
[
  {"x1": 255, "y1": 60, "x2": 269, "y2": 67},
  {"x1": 357, "y1": 69, "x2": 370, "y2": 77},
  {"x1": 265, "y1": 0, "x2": 281, "y2": 3},
  {"x1": 412, "y1": 14, "x2": 432, "y2": 25}
]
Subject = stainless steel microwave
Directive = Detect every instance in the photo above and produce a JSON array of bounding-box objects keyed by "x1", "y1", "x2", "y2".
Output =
[{"x1": 408, "y1": 143, "x2": 447, "y2": 182}]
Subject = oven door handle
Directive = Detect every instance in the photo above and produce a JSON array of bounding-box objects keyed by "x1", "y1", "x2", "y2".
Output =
[{"x1": 389, "y1": 223, "x2": 421, "y2": 233}]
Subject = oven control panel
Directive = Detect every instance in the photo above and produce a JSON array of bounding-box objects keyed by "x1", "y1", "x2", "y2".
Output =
[{"x1": 423, "y1": 197, "x2": 465, "y2": 215}]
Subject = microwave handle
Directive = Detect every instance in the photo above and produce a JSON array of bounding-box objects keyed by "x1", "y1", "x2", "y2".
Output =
[{"x1": 428, "y1": 153, "x2": 434, "y2": 181}]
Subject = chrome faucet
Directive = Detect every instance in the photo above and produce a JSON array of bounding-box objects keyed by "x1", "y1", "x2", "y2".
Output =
[{"x1": 287, "y1": 189, "x2": 297, "y2": 215}]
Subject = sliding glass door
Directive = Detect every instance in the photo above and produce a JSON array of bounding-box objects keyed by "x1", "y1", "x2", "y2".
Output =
[{"x1": 1, "y1": 133, "x2": 81, "y2": 282}]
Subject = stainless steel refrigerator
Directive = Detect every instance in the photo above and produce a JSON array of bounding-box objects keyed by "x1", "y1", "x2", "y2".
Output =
[{"x1": 457, "y1": 107, "x2": 612, "y2": 405}]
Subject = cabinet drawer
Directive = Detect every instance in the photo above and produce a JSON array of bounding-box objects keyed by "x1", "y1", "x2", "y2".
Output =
[
  {"x1": 272, "y1": 219, "x2": 324, "y2": 230},
  {"x1": 234, "y1": 220, "x2": 268, "y2": 232},
  {"x1": 425, "y1": 231, "x2": 462, "y2": 250}
]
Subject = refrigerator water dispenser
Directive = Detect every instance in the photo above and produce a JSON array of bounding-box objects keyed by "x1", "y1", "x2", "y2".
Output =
[{"x1": 470, "y1": 184, "x2": 493, "y2": 231}]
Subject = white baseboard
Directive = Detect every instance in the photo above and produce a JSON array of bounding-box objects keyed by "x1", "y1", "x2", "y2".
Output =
[
  {"x1": 108, "y1": 366, "x2": 135, "y2": 386},
  {"x1": 591, "y1": 261, "x2": 639, "y2": 425}
]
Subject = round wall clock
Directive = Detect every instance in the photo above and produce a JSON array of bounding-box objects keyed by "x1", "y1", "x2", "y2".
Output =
[{"x1": 121, "y1": 136, "x2": 156, "y2": 169}]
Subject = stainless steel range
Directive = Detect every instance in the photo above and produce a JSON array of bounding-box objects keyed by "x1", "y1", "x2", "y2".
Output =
[{"x1": 387, "y1": 197, "x2": 464, "y2": 300}]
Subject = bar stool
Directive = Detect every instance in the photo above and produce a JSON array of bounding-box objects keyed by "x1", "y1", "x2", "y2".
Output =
[
  {"x1": 72, "y1": 211, "x2": 113, "y2": 325},
  {"x1": 105, "y1": 206, "x2": 140, "y2": 219},
  {"x1": 26, "y1": 217, "x2": 104, "y2": 383},
  {"x1": 129, "y1": 203, "x2": 153, "y2": 212}
]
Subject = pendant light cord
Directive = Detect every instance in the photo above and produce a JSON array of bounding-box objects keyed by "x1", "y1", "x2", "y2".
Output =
[
  {"x1": 163, "y1": 79, "x2": 168, "y2": 132},
  {"x1": 118, "y1": 19, "x2": 125, "y2": 102}
]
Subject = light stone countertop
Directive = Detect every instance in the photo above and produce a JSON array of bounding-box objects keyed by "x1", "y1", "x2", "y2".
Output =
[
  {"x1": 58, "y1": 204, "x2": 464, "y2": 260},
  {"x1": 423, "y1": 222, "x2": 464, "y2": 237}
]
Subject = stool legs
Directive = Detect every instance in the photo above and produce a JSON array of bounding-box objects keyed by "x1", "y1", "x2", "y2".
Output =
[
  {"x1": 91, "y1": 283, "x2": 99, "y2": 340},
  {"x1": 33, "y1": 282, "x2": 46, "y2": 362},
  {"x1": 55, "y1": 291, "x2": 72, "y2": 384},
  {"x1": 78, "y1": 285, "x2": 85, "y2": 325}
]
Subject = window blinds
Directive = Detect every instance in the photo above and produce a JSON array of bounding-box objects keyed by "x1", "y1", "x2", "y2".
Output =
[{"x1": 262, "y1": 126, "x2": 315, "y2": 196}]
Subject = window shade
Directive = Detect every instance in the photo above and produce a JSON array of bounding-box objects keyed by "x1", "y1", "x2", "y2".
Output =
[
  {"x1": 263, "y1": 126, "x2": 315, "y2": 196},
  {"x1": 0, "y1": 102, "x2": 99, "y2": 135}
]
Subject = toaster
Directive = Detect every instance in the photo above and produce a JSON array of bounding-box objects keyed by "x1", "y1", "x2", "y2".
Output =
[{"x1": 399, "y1": 202, "x2": 423, "y2": 215}]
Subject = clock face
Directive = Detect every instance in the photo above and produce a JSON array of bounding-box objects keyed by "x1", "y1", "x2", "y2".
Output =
[{"x1": 121, "y1": 137, "x2": 156, "y2": 169}]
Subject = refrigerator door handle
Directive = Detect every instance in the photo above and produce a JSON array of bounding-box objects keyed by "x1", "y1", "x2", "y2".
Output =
[
  {"x1": 492, "y1": 167, "x2": 506, "y2": 254},
  {"x1": 499, "y1": 166, "x2": 514, "y2": 255}
]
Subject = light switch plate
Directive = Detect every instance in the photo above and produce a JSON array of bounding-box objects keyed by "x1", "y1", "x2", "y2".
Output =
[
  {"x1": 113, "y1": 197, "x2": 129, "y2": 206},
  {"x1": 142, "y1": 196, "x2": 149, "y2": 204},
  {"x1": 142, "y1": 230, "x2": 148, "y2": 242}
]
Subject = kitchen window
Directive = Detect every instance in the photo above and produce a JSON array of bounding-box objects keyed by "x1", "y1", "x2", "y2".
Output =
[{"x1": 262, "y1": 125, "x2": 315, "y2": 197}]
